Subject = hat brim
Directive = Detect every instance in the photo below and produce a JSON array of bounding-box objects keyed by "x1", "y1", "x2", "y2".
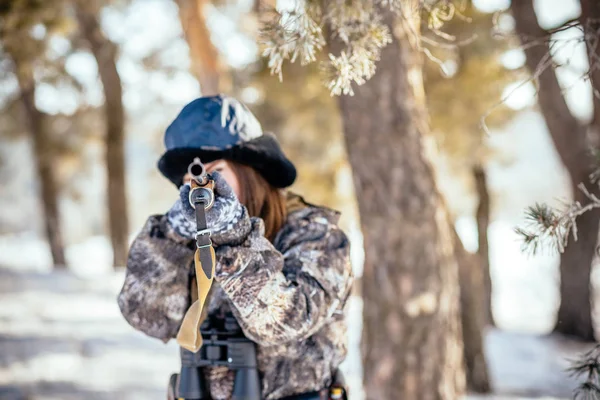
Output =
[{"x1": 158, "y1": 135, "x2": 297, "y2": 188}]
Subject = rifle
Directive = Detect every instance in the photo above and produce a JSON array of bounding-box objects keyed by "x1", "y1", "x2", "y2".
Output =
[
  {"x1": 176, "y1": 157, "x2": 215, "y2": 352},
  {"x1": 169, "y1": 157, "x2": 262, "y2": 400}
]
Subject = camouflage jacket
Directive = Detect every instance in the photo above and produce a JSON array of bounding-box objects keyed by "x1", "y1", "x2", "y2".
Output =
[{"x1": 117, "y1": 193, "x2": 353, "y2": 399}]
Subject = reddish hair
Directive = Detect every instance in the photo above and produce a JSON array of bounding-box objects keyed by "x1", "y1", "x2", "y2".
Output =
[{"x1": 229, "y1": 161, "x2": 287, "y2": 242}]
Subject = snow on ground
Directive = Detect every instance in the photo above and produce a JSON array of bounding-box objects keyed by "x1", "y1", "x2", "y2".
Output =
[
  {"x1": 0, "y1": 235, "x2": 594, "y2": 400},
  {"x1": 0, "y1": 265, "x2": 592, "y2": 400},
  {"x1": 0, "y1": 267, "x2": 180, "y2": 400}
]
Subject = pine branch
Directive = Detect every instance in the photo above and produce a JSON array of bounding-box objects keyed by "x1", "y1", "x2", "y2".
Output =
[
  {"x1": 517, "y1": 183, "x2": 600, "y2": 255},
  {"x1": 543, "y1": 17, "x2": 582, "y2": 36},
  {"x1": 259, "y1": 0, "x2": 466, "y2": 96},
  {"x1": 260, "y1": 3, "x2": 325, "y2": 81},
  {"x1": 571, "y1": 345, "x2": 600, "y2": 400}
]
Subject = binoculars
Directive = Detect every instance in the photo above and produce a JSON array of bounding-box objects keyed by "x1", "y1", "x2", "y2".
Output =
[{"x1": 169, "y1": 314, "x2": 261, "y2": 400}]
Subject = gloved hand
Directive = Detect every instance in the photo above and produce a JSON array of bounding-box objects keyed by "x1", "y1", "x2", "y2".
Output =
[{"x1": 166, "y1": 171, "x2": 252, "y2": 246}]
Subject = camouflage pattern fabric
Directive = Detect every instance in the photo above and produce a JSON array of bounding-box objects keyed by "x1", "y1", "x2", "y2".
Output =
[{"x1": 117, "y1": 193, "x2": 353, "y2": 399}]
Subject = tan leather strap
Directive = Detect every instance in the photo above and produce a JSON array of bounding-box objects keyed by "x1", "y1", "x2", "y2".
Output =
[
  {"x1": 176, "y1": 178, "x2": 216, "y2": 353},
  {"x1": 176, "y1": 246, "x2": 215, "y2": 352}
]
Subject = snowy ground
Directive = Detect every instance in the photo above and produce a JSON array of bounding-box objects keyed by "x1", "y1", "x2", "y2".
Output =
[
  {"x1": 0, "y1": 267, "x2": 180, "y2": 400},
  {"x1": 0, "y1": 261, "x2": 593, "y2": 400}
]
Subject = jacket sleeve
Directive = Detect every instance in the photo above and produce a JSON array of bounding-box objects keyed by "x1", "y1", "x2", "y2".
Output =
[
  {"x1": 215, "y1": 208, "x2": 353, "y2": 346},
  {"x1": 117, "y1": 214, "x2": 195, "y2": 342}
]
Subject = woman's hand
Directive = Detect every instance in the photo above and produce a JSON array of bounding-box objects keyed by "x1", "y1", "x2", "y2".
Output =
[{"x1": 167, "y1": 172, "x2": 251, "y2": 245}]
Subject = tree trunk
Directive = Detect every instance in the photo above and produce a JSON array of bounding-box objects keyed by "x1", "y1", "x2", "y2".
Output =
[
  {"x1": 555, "y1": 179, "x2": 599, "y2": 341},
  {"x1": 253, "y1": 0, "x2": 277, "y2": 12},
  {"x1": 330, "y1": 4, "x2": 465, "y2": 399},
  {"x1": 512, "y1": 0, "x2": 598, "y2": 341},
  {"x1": 580, "y1": 0, "x2": 600, "y2": 130},
  {"x1": 176, "y1": 0, "x2": 222, "y2": 95},
  {"x1": 76, "y1": 5, "x2": 129, "y2": 269},
  {"x1": 13, "y1": 60, "x2": 67, "y2": 268},
  {"x1": 453, "y1": 227, "x2": 491, "y2": 393},
  {"x1": 474, "y1": 166, "x2": 493, "y2": 326}
]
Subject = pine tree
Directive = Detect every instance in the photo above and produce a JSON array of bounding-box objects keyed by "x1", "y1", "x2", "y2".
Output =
[
  {"x1": 261, "y1": 1, "x2": 471, "y2": 397},
  {"x1": 175, "y1": 0, "x2": 224, "y2": 95},
  {"x1": 512, "y1": 0, "x2": 600, "y2": 342},
  {"x1": 75, "y1": 0, "x2": 129, "y2": 268},
  {"x1": 0, "y1": 0, "x2": 69, "y2": 268}
]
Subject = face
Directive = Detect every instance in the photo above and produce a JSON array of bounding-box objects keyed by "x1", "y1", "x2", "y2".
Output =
[{"x1": 183, "y1": 159, "x2": 241, "y2": 199}]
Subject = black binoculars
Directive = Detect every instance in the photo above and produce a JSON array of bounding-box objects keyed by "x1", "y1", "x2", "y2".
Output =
[{"x1": 169, "y1": 314, "x2": 261, "y2": 400}]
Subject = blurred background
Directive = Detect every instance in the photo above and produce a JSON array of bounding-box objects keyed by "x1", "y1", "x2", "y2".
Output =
[{"x1": 1, "y1": 0, "x2": 599, "y2": 399}]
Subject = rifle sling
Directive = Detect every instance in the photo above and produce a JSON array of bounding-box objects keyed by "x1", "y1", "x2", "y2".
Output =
[{"x1": 176, "y1": 192, "x2": 215, "y2": 353}]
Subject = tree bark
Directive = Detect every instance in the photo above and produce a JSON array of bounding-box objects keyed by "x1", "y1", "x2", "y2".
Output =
[
  {"x1": 474, "y1": 166, "x2": 493, "y2": 326},
  {"x1": 512, "y1": 0, "x2": 598, "y2": 341},
  {"x1": 253, "y1": 0, "x2": 277, "y2": 12},
  {"x1": 556, "y1": 183, "x2": 599, "y2": 341},
  {"x1": 76, "y1": 4, "x2": 129, "y2": 268},
  {"x1": 330, "y1": 4, "x2": 465, "y2": 399},
  {"x1": 13, "y1": 60, "x2": 67, "y2": 268},
  {"x1": 176, "y1": 0, "x2": 222, "y2": 95},
  {"x1": 453, "y1": 226, "x2": 491, "y2": 393},
  {"x1": 580, "y1": 0, "x2": 600, "y2": 130}
]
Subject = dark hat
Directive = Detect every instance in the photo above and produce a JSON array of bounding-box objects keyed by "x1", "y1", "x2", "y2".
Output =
[{"x1": 158, "y1": 95, "x2": 297, "y2": 188}]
